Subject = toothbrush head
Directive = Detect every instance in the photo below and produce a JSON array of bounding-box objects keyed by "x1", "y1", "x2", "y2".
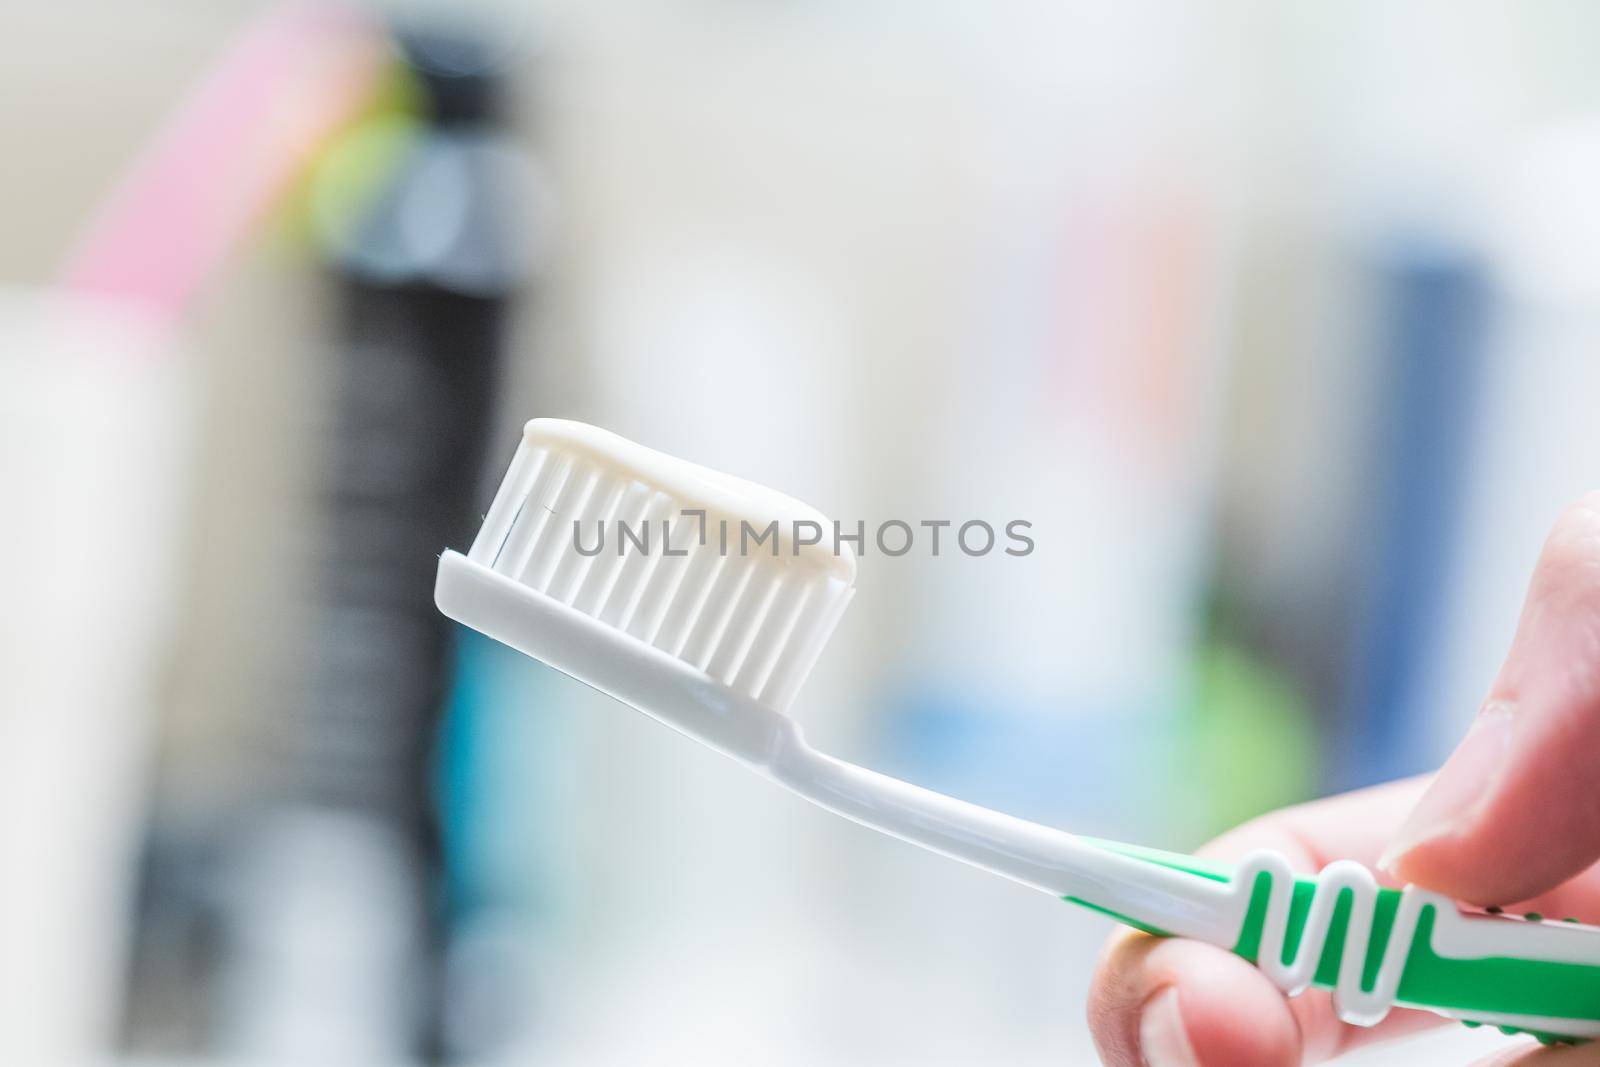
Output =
[{"x1": 435, "y1": 419, "x2": 856, "y2": 756}]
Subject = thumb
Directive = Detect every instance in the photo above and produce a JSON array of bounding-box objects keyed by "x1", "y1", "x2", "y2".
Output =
[{"x1": 1380, "y1": 494, "x2": 1600, "y2": 904}]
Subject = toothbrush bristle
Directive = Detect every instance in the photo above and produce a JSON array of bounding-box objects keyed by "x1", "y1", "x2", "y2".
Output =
[{"x1": 468, "y1": 421, "x2": 855, "y2": 712}]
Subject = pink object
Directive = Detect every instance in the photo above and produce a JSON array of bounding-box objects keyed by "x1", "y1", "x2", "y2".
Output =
[{"x1": 58, "y1": 1, "x2": 386, "y2": 320}]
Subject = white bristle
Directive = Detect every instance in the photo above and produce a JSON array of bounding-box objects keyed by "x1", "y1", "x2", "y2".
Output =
[
  {"x1": 598, "y1": 491, "x2": 676, "y2": 630},
  {"x1": 521, "y1": 464, "x2": 600, "y2": 589},
  {"x1": 705, "y1": 570, "x2": 782, "y2": 684},
  {"x1": 494, "y1": 450, "x2": 570, "y2": 575},
  {"x1": 731, "y1": 577, "x2": 812, "y2": 696},
  {"x1": 570, "y1": 482, "x2": 654, "y2": 614},
  {"x1": 679, "y1": 560, "x2": 755, "y2": 670},
  {"x1": 652, "y1": 551, "x2": 727, "y2": 658},
  {"x1": 759, "y1": 581, "x2": 853, "y2": 711},
  {"x1": 624, "y1": 520, "x2": 699, "y2": 643},
  {"x1": 469, "y1": 442, "x2": 542, "y2": 564},
  {"x1": 467, "y1": 422, "x2": 856, "y2": 711},
  {"x1": 547, "y1": 474, "x2": 627, "y2": 603}
]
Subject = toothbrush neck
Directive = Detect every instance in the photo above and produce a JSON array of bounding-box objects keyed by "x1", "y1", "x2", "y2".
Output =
[
  {"x1": 766, "y1": 736, "x2": 1091, "y2": 896},
  {"x1": 765, "y1": 733, "x2": 1231, "y2": 937}
]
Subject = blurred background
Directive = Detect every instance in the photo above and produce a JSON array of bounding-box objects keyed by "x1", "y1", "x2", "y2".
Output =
[{"x1": 4, "y1": 1, "x2": 1600, "y2": 1064}]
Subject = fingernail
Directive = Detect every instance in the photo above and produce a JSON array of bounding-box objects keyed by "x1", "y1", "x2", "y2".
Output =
[
  {"x1": 1378, "y1": 701, "x2": 1517, "y2": 875},
  {"x1": 1139, "y1": 986, "x2": 1199, "y2": 1067}
]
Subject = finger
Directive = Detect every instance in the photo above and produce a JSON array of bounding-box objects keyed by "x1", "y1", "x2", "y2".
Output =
[
  {"x1": 1088, "y1": 778, "x2": 1444, "y2": 1067},
  {"x1": 1204, "y1": 776, "x2": 1430, "y2": 873},
  {"x1": 1509, "y1": 859, "x2": 1600, "y2": 925},
  {"x1": 1382, "y1": 493, "x2": 1600, "y2": 904},
  {"x1": 1224, "y1": 777, "x2": 1600, "y2": 922},
  {"x1": 1089, "y1": 931, "x2": 1302, "y2": 1067},
  {"x1": 1470, "y1": 1040, "x2": 1600, "y2": 1066}
]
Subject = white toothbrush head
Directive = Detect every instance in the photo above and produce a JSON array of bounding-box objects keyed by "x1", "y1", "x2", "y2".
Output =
[{"x1": 436, "y1": 419, "x2": 856, "y2": 758}]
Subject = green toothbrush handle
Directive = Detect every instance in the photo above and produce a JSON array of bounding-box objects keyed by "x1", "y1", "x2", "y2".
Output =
[
  {"x1": 1076, "y1": 839, "x2": 1600, "y2": 1045},
  {"x1": 1242, "y1": 869, "x2": 1600, "y2": 1044}
]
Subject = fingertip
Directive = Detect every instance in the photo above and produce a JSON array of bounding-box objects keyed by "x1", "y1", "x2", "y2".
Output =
[
  {"x1": 1468, "y1": 1040, "x2": 1600, "y2": 1066},
  {"x1": 1379, "y1": 492, "x2": 1600, "y2": 903},
  {"x1": 1088, "y1": 933, "x2": 1301, "y2": 1067},
  {"x1": 1384, "y1": 832, "x2": 1506, "y2": 904},
  {"x1": 1087, "y1": 930, "x2": 1160, "y2": 1066},
  {"x1": 1382, "y1": 718, "x2": 1600, "y2": 904},
  {"x1": 1139, "y1": 986, "x2": 1200, "y2": 1067},
  {"x1": 1154, "y1": 941, "x2": 1301, "y2": 1067}
]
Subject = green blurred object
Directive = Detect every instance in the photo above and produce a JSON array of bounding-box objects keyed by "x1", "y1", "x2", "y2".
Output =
[
  {"x1": 304, "y1": 113, "x2": 424, "y2": 255},
  {"x1": 1181, "y1": 641, "x2": 1319, "y2": 837},
  {"x1": 276, "y1": 56, "x2": 424, "y2": 248}
]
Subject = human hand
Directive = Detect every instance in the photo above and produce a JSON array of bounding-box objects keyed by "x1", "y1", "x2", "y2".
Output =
[{"x1": 1088, "y1": 496, "x2": 1600, "y2": 1066}]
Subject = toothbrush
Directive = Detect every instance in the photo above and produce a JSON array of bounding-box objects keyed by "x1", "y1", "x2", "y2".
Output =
[{"x1": 435, "y1": 418, "x2": 1600, "y2": 1046}]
